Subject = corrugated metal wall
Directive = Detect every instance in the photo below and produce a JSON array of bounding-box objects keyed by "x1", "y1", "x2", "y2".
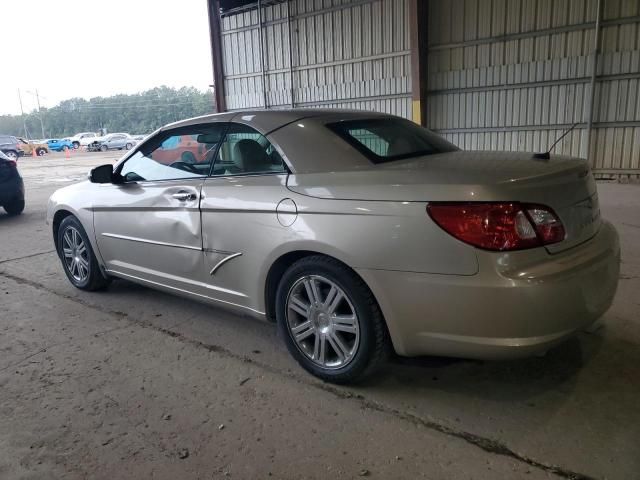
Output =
[
  {"x1": 426, "y1": 0, "x2": 640, "y2": 175},
  {"x1": 219, "y1": 0, "x2": 413, "y2": 119}
]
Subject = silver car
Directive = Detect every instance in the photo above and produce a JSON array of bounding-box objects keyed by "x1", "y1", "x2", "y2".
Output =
[
  {"x1": 92, "y1": 133, "x2": 135, "y2": 152},
  {"x1": 47, "y1": 110, "x2": 620, "y2": 383}
]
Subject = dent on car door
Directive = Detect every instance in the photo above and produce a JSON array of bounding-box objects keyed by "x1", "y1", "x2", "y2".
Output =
[
  {"x1": 200, "y1": 122, "x2": 290, "y2": 314},
  {"x1": 93, "y1": 123, "x2": 226, "y2": 294}
]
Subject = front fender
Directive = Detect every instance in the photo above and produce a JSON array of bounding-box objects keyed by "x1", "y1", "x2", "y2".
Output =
[{"x1": 47, "y1": 186, "x2": 105, "y2": 270}]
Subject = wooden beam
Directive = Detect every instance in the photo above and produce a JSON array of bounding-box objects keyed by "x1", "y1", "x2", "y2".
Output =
[{"x1": 409, "y1": 0, "x2": 429, "y2": 126}]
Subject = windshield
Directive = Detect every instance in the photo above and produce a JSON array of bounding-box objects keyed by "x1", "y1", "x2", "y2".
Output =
[{"x1": 326, "y1": 118, "x2": 459, "y2": 164}]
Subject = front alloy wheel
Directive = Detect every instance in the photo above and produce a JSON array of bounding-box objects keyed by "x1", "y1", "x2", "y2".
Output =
[
  {"x1": 57, "y1": 216, "x2": 110, "y2": 291},
  {"x1": 61, "y1": 226, "x2": 90, "y2": 283},
  {"x1": 287, "y1": 275, "x2": 360, "y2": 369}
]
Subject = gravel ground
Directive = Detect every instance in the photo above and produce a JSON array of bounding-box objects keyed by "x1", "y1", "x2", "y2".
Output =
[{"x1": 0, "y1": 151, "x2": 639, "y2": 479}]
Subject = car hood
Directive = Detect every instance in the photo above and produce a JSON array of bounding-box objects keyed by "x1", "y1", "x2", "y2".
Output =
[{"x1": 287, "y1": 150, "x2": 592, "y2": 207}]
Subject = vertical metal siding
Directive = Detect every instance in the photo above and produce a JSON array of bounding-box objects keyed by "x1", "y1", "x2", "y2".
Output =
[
  {"x1": 427, "y1": 0, "x2": 640, "y2": 176},
  {"x1": 220, "y1": 0, "x2": 413, "y2": 119}
]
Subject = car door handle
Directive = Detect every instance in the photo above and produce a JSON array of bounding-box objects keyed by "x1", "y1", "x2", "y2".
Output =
[{"x1": 172, "y1": 191, "x2": 198, "y2": 201}]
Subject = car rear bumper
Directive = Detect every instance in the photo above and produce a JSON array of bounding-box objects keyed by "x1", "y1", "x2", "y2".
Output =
[
  {"x1": 0, "y1": 177, "x2": 24, "y2": 204},
  {"x1": 356, "y1": 220, "x2": 620, "y2": 358}
]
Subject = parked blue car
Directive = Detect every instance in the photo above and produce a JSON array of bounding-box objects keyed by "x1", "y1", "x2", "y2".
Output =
[{"x1": 46, "y1": 139, "x2": 74, "y2": 152}]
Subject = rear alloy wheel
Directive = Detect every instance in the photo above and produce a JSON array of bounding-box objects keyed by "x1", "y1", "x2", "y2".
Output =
[
  {"x1": 57, "y1": 216, "x2": 110, "y2": 291},
  {"x1": 72, "y1": 142, "x2": 80, "y2": 149},
  {"x1": 36, "y1": 148, "x2": 46, "y2": 156},
  {"x1": 100, "y1": 145, "x2": 108, "y2": 152},
  {"x1": 3, "y1": 197, "x2": 25, "y2": 215},
  {"x1": 125, "y1": 142, "x2": 133, "y2": 150},
  {"x1": 276, "y1": 255, "x2": 389, "y2": 384}
]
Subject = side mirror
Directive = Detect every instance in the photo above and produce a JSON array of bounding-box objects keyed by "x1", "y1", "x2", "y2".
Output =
[{"x1": 89, "y1": 164, "x2": 114, "y2": 183}]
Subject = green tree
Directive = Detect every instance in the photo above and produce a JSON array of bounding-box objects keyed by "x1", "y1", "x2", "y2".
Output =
[{"x1": 0, "y1": 86, "x2": 215, "y2": 139}]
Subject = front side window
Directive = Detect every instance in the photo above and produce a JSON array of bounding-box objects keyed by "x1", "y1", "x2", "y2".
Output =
[
  {"x1": 327, "y1": 118, "x2": 459, "y2": 164},
  {"x1": 118, "y1": 124, "x2": 224, "y2": 182},
  {"x1": 212, "y1": 123, "x2": 285, "y2": 176}
]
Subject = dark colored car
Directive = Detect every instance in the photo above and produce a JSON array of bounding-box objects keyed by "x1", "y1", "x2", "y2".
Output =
[
  {"x1": 0, "y1": 135, "x2": 25, "y2": 161},
  {"x1": 0, "y1": 150, "x2": 25, "y2": 215}
]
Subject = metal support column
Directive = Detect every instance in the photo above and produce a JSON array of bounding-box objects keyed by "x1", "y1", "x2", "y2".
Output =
[
  {"x1": 258, "y1": 0, "x2": 269, "y2": 109},
  {"x1": 585, "y1": 0, "x2": 602, "y2": 163},
  {"x1": 207, "y1": 0, "x2": 227, "y2": 112},
  {"x1": 287, "y1": 0, "x2": 296, "y2": 108}
]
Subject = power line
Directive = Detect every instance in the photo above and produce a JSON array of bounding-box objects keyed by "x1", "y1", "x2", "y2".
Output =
[{"x1": 69, "y1": 102, "x2": 206, "y2": 110}]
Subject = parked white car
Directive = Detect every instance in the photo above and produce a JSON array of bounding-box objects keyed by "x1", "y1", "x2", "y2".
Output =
[{"x1": 68, "y1": 132, "x2": 99, "y2": 149}]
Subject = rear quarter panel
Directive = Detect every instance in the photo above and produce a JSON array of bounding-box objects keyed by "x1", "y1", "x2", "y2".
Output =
[
  {"x1": 200, "y1": 174, "x2": 478, "y2": 316},
  {"x1": 249, "y1": 190, "x2": 479, "y2": 314}
]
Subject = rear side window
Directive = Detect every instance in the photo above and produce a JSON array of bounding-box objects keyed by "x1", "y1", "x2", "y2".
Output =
[
  {"x1": 326, "y1": 118, "x2": 458, "y2": 164},
  {"x1": 212, "y1": 123, "x2": 285, "y2": 176}
]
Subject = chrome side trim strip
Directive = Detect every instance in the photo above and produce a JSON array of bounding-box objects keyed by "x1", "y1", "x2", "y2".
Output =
[
  {"x1": 105, "y1": 269, "x2": 265, "y2": 316},
  {"x1": 107, "y1": 260, "x2": 246, "y2": 298},
  {"x1": 101, "y1": 233, "x2": 202, "y2": 251},
  {"x1": 210, "y1": 252, "x2": 243, "y2": 275}
]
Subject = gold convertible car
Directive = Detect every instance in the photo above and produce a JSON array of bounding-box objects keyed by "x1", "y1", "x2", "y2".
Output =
[{"x1": 47, "y1": 110, "x2": 620, "y2": 383}]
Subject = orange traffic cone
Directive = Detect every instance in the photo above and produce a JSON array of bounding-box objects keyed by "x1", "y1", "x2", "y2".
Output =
[
  {"x1": 65, "y1": 146, "x2": 70, "y2": 159},
  {"x1": 32, "y1": 147, "x2": 37, "y2": 158}
]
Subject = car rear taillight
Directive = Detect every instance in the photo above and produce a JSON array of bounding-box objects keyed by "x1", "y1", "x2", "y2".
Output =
[{"x1": 427, "y1": 202, "x2": 565, "y2": 251}]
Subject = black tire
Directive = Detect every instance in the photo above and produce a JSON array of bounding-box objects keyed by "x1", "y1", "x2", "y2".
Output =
[
  {"x1": 72, "y1": 141, "x2": 80, "y2": 149},
  {"x1": 125, "y1": 142, "x2": 133, "y2": 150},
  {"x1": 4, "y1": 150, "x2": 18, "y2": 160},
  {"x1": 56, "y1": 215, "x2": 110, "y2": 291},
  {"x1": 3, "y1": 197, "x2": 25, "y2": 215},
  {"x1": 100, "y1": 145, "x2": 108, "y2": 152},
  {"x1": 276, "y1": 255, "x2": 389, "y2": 384},
  {"x1": 36, "y1": 148, "x2": 46, "y2": 156}
]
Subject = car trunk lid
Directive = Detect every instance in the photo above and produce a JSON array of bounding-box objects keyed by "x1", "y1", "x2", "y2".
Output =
[{"x1": 287, "y1": 150, "x2": 600, "y2": 253}]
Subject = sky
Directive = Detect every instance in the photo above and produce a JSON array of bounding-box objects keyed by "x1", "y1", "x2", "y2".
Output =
[{"x1": 0, "y1": 0, "x2": 213, "y2": 115}]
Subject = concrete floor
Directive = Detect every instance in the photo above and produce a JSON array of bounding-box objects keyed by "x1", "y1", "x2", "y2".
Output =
[{"x1": 1, "y1": 152, "x2": 639, "y2": 480}]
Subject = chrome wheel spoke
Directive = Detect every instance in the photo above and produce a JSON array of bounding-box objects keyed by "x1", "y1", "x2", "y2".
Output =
[
  {"x1": 78, "y1": 255, "x2": 89, "y2": 270},
  {"x1": 63, "y1": 230, "x2": 73, "y2": 250},
  {"x1": 333, "y1": 315, "x2": 357, "y2": 334},
  {"x1": 326, "y1": 290, "x2": 344, "y2": 314},
  {"x1": 313, "y1": 334, "x2": 326, "y2": 364},
  {"x1": 303, "y1": 278, "x2": 322, "y2": 306},
  {"x1": 292, "y1": 321, "x2": 315, "y2": 341},
  {"x1": 327, "y1": 332, "x2": 349, "y2": 362},
  {"x1": 289, "y1": 295, "x2": 310, "y2": 318},
  {"x1": 70, "y1": 259, "x2": 78, "y2": 277},
  {"x1": 63, "y1": 248, "x2": 73, "y2": 259},
  {"x1": 323, "y1": 285, "x2": 338, "y2": 308}
]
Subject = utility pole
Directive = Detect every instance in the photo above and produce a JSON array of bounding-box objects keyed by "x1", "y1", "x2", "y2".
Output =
[
  {"x1": 17, "y1": 89, "x2": 28, "y2": 139},
  {"x1": 35, "y1": 89, "x2": 45, "y2": 139}
]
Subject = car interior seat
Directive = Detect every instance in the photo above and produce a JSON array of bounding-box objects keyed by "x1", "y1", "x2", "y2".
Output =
[{"x1": 232, "y1": 139, "x2": 270, "y2": 173}]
